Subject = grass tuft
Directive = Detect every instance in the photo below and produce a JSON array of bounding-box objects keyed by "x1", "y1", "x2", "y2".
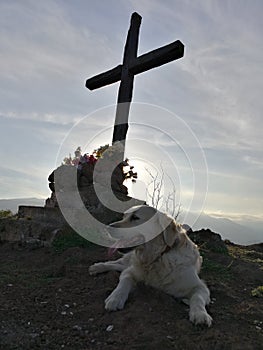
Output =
[
  {"x1": 52, "y1": 227, "x2": 94, "y2": 252},
  {"x1": 251, "y1": 286, "x2": 263, "y2": 298}
]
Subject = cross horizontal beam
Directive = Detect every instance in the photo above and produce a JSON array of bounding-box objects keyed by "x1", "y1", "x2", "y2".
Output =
[
  {"x1": 86, "y1": 40, "x2": 184, "y2": 90},
  {"x1": 85, "y1": 65, "x2": 122, "y2": 91}
]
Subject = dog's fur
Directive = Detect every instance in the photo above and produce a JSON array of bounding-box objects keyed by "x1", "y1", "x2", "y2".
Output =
[{"x1": 89, "y1": 205, "x2": 212, "y2": 326}]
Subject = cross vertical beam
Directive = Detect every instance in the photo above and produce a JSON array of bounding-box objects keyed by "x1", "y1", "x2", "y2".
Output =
[{"x1": 113, "y1": 12, "x2": 142, "y2": 144}]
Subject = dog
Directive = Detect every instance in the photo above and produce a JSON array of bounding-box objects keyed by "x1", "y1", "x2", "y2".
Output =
[{"x1": 89, "y1": 205, "x2": 212, "y2": 326}]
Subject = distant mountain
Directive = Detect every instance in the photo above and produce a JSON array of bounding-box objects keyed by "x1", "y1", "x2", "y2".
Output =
[
  {"x1": 0, "y1": 198, "x2": 45, "y2": 213},
  {"x1": 182, "y1": 212, "x2": 262, "y2": 245}
]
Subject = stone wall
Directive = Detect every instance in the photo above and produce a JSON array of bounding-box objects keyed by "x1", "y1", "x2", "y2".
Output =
[
  {"x1": 18, "y1": 206, "x2": 66, "y2": 224},
  {"x1": 0, "y1": 185, "x2": 145, "y2": 244}
]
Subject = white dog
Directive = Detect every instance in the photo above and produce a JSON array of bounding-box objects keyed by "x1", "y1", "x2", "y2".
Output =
[{"x1": 89, "y1": 205, "x2": 212, "y2": 327}]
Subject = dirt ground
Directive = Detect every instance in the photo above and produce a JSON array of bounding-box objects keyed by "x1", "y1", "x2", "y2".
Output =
[{"x1": 0, "y1": 238, "x2": 262, "y2": 350}]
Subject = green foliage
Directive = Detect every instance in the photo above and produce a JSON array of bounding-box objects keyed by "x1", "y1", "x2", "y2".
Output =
[
  {"x1": 203, "y1": 243, "x2": 228, "y2": 255},
  {"x1": 94, "y1": 144, "x2": 110, "y2": 158},
  {"x1": 201, "y1": 257, "x2": 232, "y2": 279},
  {"x1": 228, "y1": 246, "x2": 263, "y2": 264},
  {"x1": 251, "y1": 286, "x2": 263, "y2": 298},
  {"x1": 52, "y1": 228, "x2": 94, "y2": 252},
  {"x1": 0, "y1": 209, "x2": 13, "y2": 218}
]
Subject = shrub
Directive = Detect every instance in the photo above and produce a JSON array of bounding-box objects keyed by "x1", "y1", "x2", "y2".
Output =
[
  {"x1": 0, "y1": 210, "x2": 13, "y2": 219},
  {"x1": 52, "y1": 227, "x2": 94, "y2": 252},
  {"x1": 251, "y1": 286, "x2": 263, "y2": 298}
]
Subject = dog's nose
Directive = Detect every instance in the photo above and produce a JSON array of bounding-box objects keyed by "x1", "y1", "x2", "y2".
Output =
[{"x1": 109, "y1": 222, "x2": 121, "y2": 228}]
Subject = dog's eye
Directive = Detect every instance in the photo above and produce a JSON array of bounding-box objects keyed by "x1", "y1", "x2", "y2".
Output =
[{"x1": 130, "y1": 214, "x2": 140, "y2": 221}]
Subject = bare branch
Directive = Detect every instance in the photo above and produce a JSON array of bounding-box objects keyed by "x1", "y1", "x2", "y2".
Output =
[{"x1": 145, "y1": 166, "x2": 181, "y2": 219}]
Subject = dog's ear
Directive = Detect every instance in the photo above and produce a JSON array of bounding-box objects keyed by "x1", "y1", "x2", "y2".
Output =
[{"x1": 158, "y1": 213, "x2": 178, "y2": 247}]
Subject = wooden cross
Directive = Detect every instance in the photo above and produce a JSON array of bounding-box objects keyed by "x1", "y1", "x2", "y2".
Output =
[{"x1": 86, "y1": 12, "x2": 184, "y2": 148}]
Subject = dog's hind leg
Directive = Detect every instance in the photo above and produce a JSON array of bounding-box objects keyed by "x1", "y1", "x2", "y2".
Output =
[{"x1": 89, "y1": 254, "x2": 131, "y2": 275}]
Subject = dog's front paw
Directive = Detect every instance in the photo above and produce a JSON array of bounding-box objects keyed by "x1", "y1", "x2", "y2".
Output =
[
  {"x1": 190, "y1": 310, "x2": 213, "y2": 327},
  {"x1": 89, "y1": 263, "x2": 106, "y2": 275},
  {"x1": 105, "y1": 290, "x2": 126, "y2": 311}
]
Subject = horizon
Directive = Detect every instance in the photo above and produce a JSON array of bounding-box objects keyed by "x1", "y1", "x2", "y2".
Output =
[
  {"x1": 0, "y1": 196, "x2": 262, "y2": 246},
  {"x1": 1, "y1": 1, "x2": 262, "y2": 225}
]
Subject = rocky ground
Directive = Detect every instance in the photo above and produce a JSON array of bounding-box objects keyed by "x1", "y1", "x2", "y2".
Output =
[{"x1": 0, "y1": 231, "x2": 262, "y2": 350}]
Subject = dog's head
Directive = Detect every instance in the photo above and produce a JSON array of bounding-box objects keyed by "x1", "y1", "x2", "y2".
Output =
[{"x1": 108, "y1": 205, "x2": 186, "y2": 261}]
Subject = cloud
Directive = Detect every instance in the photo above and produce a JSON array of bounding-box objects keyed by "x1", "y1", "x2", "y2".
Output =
[
  {"x1": 0, "y1": 164, "x2": 50, "y2": 199},
  {"x1": 127, "y1": 0, "x2": 263, "y2": 155},
  {"x1": 0, "y1": 0, "x2": 262, "y2": 221},
  {"x1": 0, "y1": 0, "x2": 120, "y2": 118}
]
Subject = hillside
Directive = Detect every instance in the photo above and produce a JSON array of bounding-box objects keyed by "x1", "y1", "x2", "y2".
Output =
[{"x1": 0, "y1": 230, "x2": 262, "y2": 349}]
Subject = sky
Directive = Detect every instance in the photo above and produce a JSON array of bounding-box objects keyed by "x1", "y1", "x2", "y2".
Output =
[{"x1": 0, "y1": 0, "x2": 262, "y2": 225}]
